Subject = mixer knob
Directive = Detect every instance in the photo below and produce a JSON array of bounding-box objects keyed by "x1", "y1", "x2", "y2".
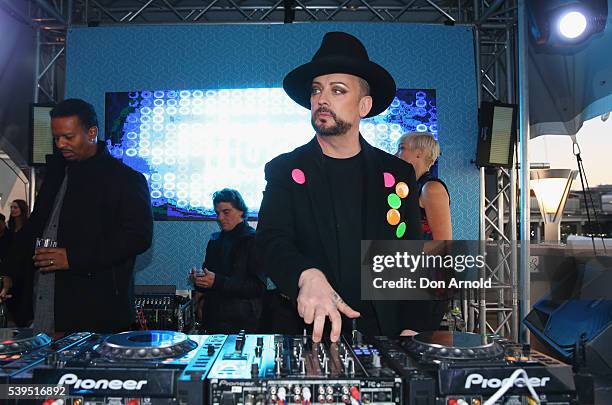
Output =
[
  {"x1": 45, "y1": 352, "x2": 59, "y2": 366},
  {"x1": 372, "y1": 352, "x2": 382, "y2": 368},
  {"x1": 235, "y1": 336, "x2": 245, "y2": 352},
  {"x1": 255, "y1": 345, "x2": 262, "y2": 357},
  {"x1": 256, "y1": 336, "x2": 264, "y2": 347},
  {"x1": 277, "y1": 387, "x2": 287, "y2": 401},
  {"x1": 251, "y1": 362, "x2": 259, "y2": 376},
  {"x1": 275, "y1": 357, "x2": 282, "y2": 375},
  {"x1": 344, "y1": 357, "x2": 355, "y2": 375},
  {"x1": 207, "y1": 344, "x2": 215, "y2": 355},
  {"x1": 522, "y1": 344, "x2": 531, "y2": 357}
]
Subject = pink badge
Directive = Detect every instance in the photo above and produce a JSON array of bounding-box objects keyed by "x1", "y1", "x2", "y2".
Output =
[
  {"x1": 292, "y1": 168, "x2": 306, "y2": 184},
  {"x1": 383, "y1": 172, "x2": 395, "y2": 188}
]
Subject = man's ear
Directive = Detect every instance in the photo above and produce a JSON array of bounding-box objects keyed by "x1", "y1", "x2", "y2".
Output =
[
  {"x1": 88, "y1": 126, "x2": 98, "y2": 142},
  {"x1": 359, "y1": 96, "x2": 373, "y2": 118}
]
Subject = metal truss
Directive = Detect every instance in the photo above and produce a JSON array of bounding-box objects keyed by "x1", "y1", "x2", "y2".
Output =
[
  {"x1": 70, "y1": 0, "x2": 465, "y2": 24},
  {"x1": 0, "y1": 0, "x2": 70, "y2": 207},
  {"x1": 464, "y1": 0, "x2": 519, "y2": 341}
]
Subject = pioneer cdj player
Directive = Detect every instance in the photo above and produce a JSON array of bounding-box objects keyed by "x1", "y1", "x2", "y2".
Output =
[
  {"x1": 371, "y1": 331, "x2": 578, "y2": 405},
  {"x1": 18, "y1": 330, "x2": 227, "y2": 404},
  {"x1": 2, "y1": 330, "x2": 581, "y2": 404},
  {"x1": 207, "y1": 331, "x2": 403, "y2": 405},
  {"x1": 0, "y1": 328, "x2": 52, "y2": 374}
]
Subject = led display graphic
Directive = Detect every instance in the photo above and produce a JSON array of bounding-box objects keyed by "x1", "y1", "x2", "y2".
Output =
[{"x1": 105, "y1": 88, "x2": 437, "y2": 220}]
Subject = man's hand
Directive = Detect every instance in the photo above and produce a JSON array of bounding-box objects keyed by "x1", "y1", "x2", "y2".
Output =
[
  {"x1": 193, "y1": 267, "x2": 215, "y2": 289},
  {"x1": 400, "y1": 329, "x2": 418, "y2": 337},
  {"x1": 0, "y1": 276, "x2": 12, "y2": 301},
  {"x1": 297, "y1": 268, "x2": 360, "y2": 343},
  {"x1": 33, "y1": 248, "x2": 69, "y2": 273}
]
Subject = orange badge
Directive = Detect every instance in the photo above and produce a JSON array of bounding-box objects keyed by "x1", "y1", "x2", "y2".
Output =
[
  {"x1": 386, "y1": 209, "x2": 401, "y2": 226},
  {"x1": 395, "y1": 182, "x2": 409, "y2": 198}
]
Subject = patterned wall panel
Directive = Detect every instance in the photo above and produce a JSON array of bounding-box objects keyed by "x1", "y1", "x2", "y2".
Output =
[{"x1": 66, "y1": 23, "x2": 479, "y2": 286}]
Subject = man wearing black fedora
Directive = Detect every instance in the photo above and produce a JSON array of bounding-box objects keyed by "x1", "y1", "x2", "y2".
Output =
[{"x1": 257, "y1": 32, "x2": 443, "y2": 341}]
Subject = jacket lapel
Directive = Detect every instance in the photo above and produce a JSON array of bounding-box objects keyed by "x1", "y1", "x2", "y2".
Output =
[
  {"x1": 300, "y1": 138, "x2": 340, "y2": 283},
  {"x1": 359, "y1": 136, "x2": 399, "y2": 334},
  {"x1": 360, "y1": 136, "x2": 386, "y2": 240}
]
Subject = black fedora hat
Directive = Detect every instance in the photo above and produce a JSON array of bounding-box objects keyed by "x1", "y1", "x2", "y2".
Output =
[{"x1": 283, "y1": 32, "x2": 396, "y2": 118}]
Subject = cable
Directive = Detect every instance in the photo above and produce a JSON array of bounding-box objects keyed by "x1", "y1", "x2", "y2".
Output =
[
  {"x1": 571, "y1": 136, "x2": 607, "y2": 253},
  {"x1": 483, "y1": 368, "x2": 540, "y2": 405}
]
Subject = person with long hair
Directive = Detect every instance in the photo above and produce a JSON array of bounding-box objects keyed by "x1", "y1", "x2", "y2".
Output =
[
  {"x1": 8, "y1": 199, "x2": 29, "y2": 234},
  {"x1": 396, "y1": 132, "x2": 452, "y2": 240}
]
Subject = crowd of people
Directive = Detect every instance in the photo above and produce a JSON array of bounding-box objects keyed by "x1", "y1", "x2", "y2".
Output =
[{"x1": 0, "y1": 31, "x2": 452, "y2": 341}]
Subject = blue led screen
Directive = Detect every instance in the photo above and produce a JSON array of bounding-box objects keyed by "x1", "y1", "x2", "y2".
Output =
[{"x1": 105, "y1": 88, "x2": 437, "y2": 220}]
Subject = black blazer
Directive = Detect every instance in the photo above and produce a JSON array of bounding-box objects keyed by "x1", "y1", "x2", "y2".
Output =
[
  {"x1": 198, "y1": 222, "x2": 265, "y2": 333},
  {"x1": 257, "y1": 136, "x2": 440, "y2": 335},
  {"x1": 1, "y1": 143, "x2": 153, "y2": 333}
]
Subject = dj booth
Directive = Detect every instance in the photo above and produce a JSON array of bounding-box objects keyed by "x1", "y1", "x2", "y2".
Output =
[{"x1": 0, "y1": 328, "x2": 582, "y2": 405}]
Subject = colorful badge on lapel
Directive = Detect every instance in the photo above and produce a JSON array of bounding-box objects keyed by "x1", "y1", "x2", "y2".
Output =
[
  {"x1": 386, "y1": 209, "x2": 400, "y2": 226},
  {"x1": 291, "y1": 168, "x2": 306, "y2": 185},
  {"x1": 383, "y1": 172, "x2": 395, "y2": 188},
  {"x1": 383, "y1": 172, "x2": 411, "y2": 238},
  {"x1": 395, "y1": 182, "x2": 409, "y2": 198}
]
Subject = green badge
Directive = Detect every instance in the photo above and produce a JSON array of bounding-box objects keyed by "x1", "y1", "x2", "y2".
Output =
[
  {"x1": 387, "y1": 193, "x2": 401, "y2": 209},
  {"x1": 396, "y1": 222, "x2": 406, "y2": 238}
]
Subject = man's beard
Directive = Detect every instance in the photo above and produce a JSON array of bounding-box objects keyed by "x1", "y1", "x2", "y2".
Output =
[{"x1": 311, "y1": 108, "x2": 352, "y2": 136}]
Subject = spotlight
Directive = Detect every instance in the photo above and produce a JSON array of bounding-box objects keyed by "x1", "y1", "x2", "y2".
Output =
[
  {"x1": 558, "y1": 11, "x2": 588, "y2": 38},
  {"x1": 528, "y1": 0, "x2": 608, "y2": 47}
]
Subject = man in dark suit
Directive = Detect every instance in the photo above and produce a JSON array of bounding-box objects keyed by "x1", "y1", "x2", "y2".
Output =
[
  {"x1": 0, "y1": 98, "x2": 152, "y2": 334},
  {"x1": 257, "y1": 32, "x2": 442, "y2": 342},
  {"x1": 191, "y1": 188, "x2": 265, "y2": 333}
]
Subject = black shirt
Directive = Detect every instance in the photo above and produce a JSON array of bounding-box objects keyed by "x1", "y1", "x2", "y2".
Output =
[
  {"x1": 0, "y1": 230, "x2": 11, "y2": 263},
  {"x1": 324, "y1": 152, "x2": 380, "y2": 335}
]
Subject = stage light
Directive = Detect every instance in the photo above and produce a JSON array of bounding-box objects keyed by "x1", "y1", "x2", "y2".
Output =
[
  {"x1": 528, "y1": 0, "x2": 608, "y2": 47},
  {"x1": 530, "y1": 169, "x2": 577, "y2": 241},
  {"x1": 559, "y1": 11, "x2": 588, "y2": 38}
]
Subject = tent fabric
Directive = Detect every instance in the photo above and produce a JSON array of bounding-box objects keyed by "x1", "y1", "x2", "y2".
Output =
[
  {"x1": 0, "y1": 4, "x2": 36, "y2": 167},
  {"x1": 529, "y1": 0, "x2": 612, "y2": 138}
]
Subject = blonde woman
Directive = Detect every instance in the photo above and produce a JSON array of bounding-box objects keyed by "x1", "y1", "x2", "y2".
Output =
[{"x1": 396, "y1": 132, "x2": 452, "y2": 240}]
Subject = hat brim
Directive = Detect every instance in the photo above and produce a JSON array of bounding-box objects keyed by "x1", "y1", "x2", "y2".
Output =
[{"x1": 282, "y1": 56, "x2": 396, "y2": 118}]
